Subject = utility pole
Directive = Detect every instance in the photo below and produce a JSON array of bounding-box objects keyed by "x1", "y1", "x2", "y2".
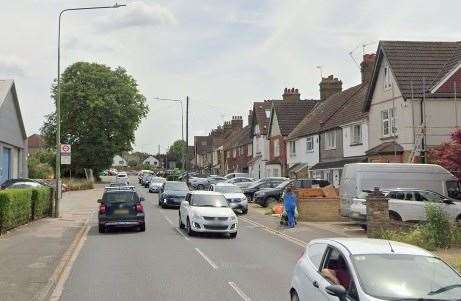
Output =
[{"x1": 185, "y1": 96, "x2": 189, "y2": 174}]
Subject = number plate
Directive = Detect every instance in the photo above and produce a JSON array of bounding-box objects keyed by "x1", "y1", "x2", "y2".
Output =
[{"x1": 113, "y1": 209, "x2": 129, "y2": 215}]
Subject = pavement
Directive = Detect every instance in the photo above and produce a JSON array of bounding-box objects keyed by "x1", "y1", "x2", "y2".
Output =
[{"x1": 0, "y1": 176, "x2": 361, "y2": 301}]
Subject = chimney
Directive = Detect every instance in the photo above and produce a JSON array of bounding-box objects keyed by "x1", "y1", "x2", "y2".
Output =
[
  {"x1": 231, "y1": 116, "x2": 243, "y2": 131},
  {"x1": 248, "y1": 110, "x2": 253, "y2": 126},
  {"x1": 282, "y1": 87, "x2": 301, "y2": 102},
  {"x1": 360, "y1": 53, "x2": 376, "y2": 84},
  {"x1": 223, "y1": 121, "x2": 232, "y2": 137},
  {"x1": 319, "y1": 75, "x2": 342, "y2": 101}
]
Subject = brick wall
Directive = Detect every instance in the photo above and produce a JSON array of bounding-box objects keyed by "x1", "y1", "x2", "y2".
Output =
[{"x1": 296, "y1": 197, "x2": 342, "y2": 222}]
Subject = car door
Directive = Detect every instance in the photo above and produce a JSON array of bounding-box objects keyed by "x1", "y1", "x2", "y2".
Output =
[
  {"x1": 419, "y1": 190, "x2": 456, "y2": 221},
  {"x1": 180, "y1": 194, "x2": 191, "y2": 223},
  {"x1": 388, "y1": 191, "x2": 413, "y2": 221},
  {"x1": 296, "y1": 243, "x2": 329, "y2": 300}
]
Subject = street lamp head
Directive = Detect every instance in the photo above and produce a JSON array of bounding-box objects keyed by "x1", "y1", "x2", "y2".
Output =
[{"x1": 113, "y1": 3, "x2": 127, "y2": 8}]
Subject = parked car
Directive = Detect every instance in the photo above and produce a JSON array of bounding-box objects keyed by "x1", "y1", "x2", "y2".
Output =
[
  {"x1": 97, "y1": 189, "x2": 145, "y2": 233},
  {"x1": 243, "y1": 177, "x2": 288, "y2": 201},
  {"x1": 1, "y1": 178, "x2": 48, "y2": 190},
  {"x1": 340, "y1": 163, "x2": 461, "y2": 217},
  {"x1": 290, "y1": 237, "x2": 461, "y2": 300},
  {"x1": 159, "y1": 181, "x2": 190, "y2": 208},
  {"x1": 351, "y1": 188, "x2": 461, "y2": 224},
  {"x1": 210, "y1": 183, "x2": 248, "y2": 214},
  {"x1": 115, "y1": 172, "x2": 129, "y2": 185},
  {"x1": 178, "y1": 191, "x2": 238, "y2": 238},
  {"x1": 138, "y1": 170, "x2": 153, "y2": 184},
  {"x1": 108, "y1": 168, "x2": 118, "y2": 176},
  {"x1": 224, "y1": 172, "x2": 249, "y2": 179},
  {"x1": 225, "y1": 177, "x2": 255, "y2": 189},
  {"x1": 291, "y1": 178, "x2": 330, "y2": 189},
  {"x1": 190, "y1": 175, "x2": 226, "y2": 190},
  {"x1": 149, "y1": 177, "x2": 167, "y2": 193},
  {"x1": 254, "y1": 179, "x2": 292, "y2": 207},
  {"x1": 143, "y1": 174, "x2": 155, "y2": 188}
]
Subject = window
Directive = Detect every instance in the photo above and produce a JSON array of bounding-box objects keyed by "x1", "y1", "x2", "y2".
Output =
[
  {"x1": 247, "y1": 144, "x2": 252, "y2": 157},
  {"x1": 226, "y1": 151, "x2": 230, "y2": 158},
  {"x1": 306, "y1": 137, "x2": 314, "y2": 152},
  {"x1": 265, "y1": 109, "x2": 271, "y2": 118},
  {"x1": 351, "y1": 124, "x2": 362, "y2": 145},
  {"x1": 233, "y1": 149, "x2": 236, "y2": 158},
  {"x1": 307, "y1": 243, "x2": 328, "y2": 269},
  {"x1": 381, "y1": 108, "x2": 396, "y2": 137},
  {"x1": 289, "y1": 141, "x2": 296, "y2": 156},
  {"x1": 272, "y1": 168, "x2": 279, "y2": 177},
  {"x1": 325, "y1": 131, "x2": 336, "y2": 150},
  {"x1": 384, "y1": 61, "x2": 392, "y2": 90},
  {"x1": 274, "y1": 139, "x2": 280, "y2": 157},
  {"x1": 201, "y1": 141, "x2": 207, "y2": 146}
]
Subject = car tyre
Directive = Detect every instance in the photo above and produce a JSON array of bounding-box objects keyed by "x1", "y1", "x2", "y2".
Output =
[
  {"x1": 186, "y1": 218, "x2": 195, "y2": 236},
  {"x1": 389, "y1": 211, "x2": 402, "y2": 222},
  {"x1": 98, "y1": 225, "x2": 105, "y2": 233},
  {"x1": 139, "y1": 224, "x2": 146, "y2": 232},
  {"x1": 290, "y1": 291, "x2": 300, "y2": 301},
  {"x1": 263, "y1": 196, "x2": 277, "y2": 208},
  {"x1": 241, "y1": 208, "x2": 248, "y2": 215},
  {"x1": 179, "y1": 214, "x2": 185, "y2": 229},
  {"x1": 229, "y1": 232, "x2": 237, "y2": 239},
  {"x1": 197, "y1": 184, "x2": 205, "y2": 190}
]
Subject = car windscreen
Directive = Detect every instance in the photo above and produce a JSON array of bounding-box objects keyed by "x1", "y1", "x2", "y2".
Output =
[
  {"x1": 164, "y1": 182, "x2": 188, "y2": 191},
  {"x1": 352, "y1": 254, "x2": 461, "y2": 299},
  {"x1": 214, "y1": 186, "x2": 242, "y2": 193},
  {"x1": 103, "y1": 191, "x2": 139, "y2": 204},
  {"x1": 191, "y1": 194, "x2": 229, "y2": 207},
  {"x1": 151, "y1": 177, "x2": 166, "y2": 183},
  {"x1": 117, "y1": 174, "x2": 127, "y2": 177},
  {"x1": 248, "y1": 179, "x2": 265, "y2": 188},
  {"x1": 276, "y1": 180, "x2": 292, "y2": 189},
  {"x1": 446, "y1": 180, "x2": 461, "y2": 200}
]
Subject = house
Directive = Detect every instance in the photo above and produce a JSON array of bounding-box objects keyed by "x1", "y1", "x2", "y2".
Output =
[
  {"x1": 0, "y1": 80, "x2": 28, "y2": 184},
  {"x1": 142, "y1": 155, "x2": 159, "y2": 167},
  {"x1": 27, "y1": 134, "x2": 45, "y2": 155},
  {"x1": 267, "y1": 88, "x2": 319, "y2": 177},
  {"x1": 112, "y1": 155, "x2": 127, "y2": 167},
  {"x1": 365, "y1": 40, "x2": 461, "y2": 163},
  {"x1": 194, "y1": 136, "x2": 212, "y2": 172},
  {"x1": 223, "y1": 124, "x2": 252, "y2": 174}
]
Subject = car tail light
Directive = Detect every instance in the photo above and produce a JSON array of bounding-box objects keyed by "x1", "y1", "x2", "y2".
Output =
[
  {"x1": 99, "y1": 204, "x2": 106, "y2": 214},
  {"x1": 135, "y1": 203, "x2": 144, "y2": 213}
]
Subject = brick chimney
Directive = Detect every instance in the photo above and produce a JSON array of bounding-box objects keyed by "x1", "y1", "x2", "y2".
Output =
[
  {"x1": 282, "y1": 87, "x2": 301, "y2": 102},
  {"x1": 223, "y1": 121, "x2": 232, "y2": 138},
  {"x1": 248, "y1": 110, "x2": 253, "y2": 126},
  {"x1": 231, "y1": 116, "x2": 243, "y2": 131},
  {"x1": 319, "y1": 75, "x2": 342, "y2": 101},
  {"x1": 361, "y1": 53, "x2": 376, "y2": 84}
]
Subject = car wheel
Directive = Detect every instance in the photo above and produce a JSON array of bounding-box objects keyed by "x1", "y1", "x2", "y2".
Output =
[
  {"x1": 179, "y1": 213, "x2": 185, "y2": 229},
  {"x1": 98, "y1": 225, "x2": 105, "y2": 233},
  {"x1": 197, "y1": 184, "x2": 204, "y2": 190},
  {"x1": 139, "y1": 224, "x2": 146, "y2": 232},
  {"x1": 186, "y1": 218, "x2": 195, "y2": 236},
  {"x1": 389, "y1": 211, "x2": 402, "y2": 222},
  {"x1": 229, "y1": 232, "x2": 237, "y2": 239},
  {"x1": 290, "y1": 290, "x2": 300, "y2": 301},
  {"x1": 241, "y1": 208, "x2": 248, "y2": 215},
  {"x1": 263, "y1": 196, "x2": 277, "y2": 208},
  {"x1": 456, "y1": 215, "x2": 461, "y2": 225}
]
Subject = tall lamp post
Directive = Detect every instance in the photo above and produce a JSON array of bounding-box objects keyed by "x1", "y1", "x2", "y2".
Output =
[{"x1": 55, "y1": 3, "x2": 126, "y2": 217}]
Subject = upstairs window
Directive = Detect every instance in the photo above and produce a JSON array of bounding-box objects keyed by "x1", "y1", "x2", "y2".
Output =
[
  {"x1": 265, "y1": 109, "x2": 271, "y2": 118},
  {"x1": 381, "y1": 108, "x2": 396, "y2": 137},
  {"x1": 351, "y1": 124, "x2": 362, "y2": 145},
  {"x1": 233, "y1": 149, "x2": 237, "y2": 158},
  {"x1": 306, "y1": 136, "x2": 314, "y2": 152},
  {"x1": 274, "y1": 139, "x2": 280, "y2": 157},
  {"x1": 289, "y1": 141, "x2": 296, "y2": 156},
  {"x1": 325, "y1": 131, "x2": 336, "y2": 150},
  {"x1": 384, "y1": 61, "x2": 392, "y2": 90},
  {"x1": 247, "y1": 144, "x2": 252, "y2": 157}
]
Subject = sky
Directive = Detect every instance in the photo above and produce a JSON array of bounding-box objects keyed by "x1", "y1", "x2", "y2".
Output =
[{"x1": 1, "y1": 0, "x2": 460, "y2": 154}]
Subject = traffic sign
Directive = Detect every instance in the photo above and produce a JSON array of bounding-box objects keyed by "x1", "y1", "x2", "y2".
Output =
[
  {"x1": 61, "y1": 154, "x2": 71, "y2": 165},
  {"x1": 60, "y1": 144, "x2": 71, "y2": 154}
]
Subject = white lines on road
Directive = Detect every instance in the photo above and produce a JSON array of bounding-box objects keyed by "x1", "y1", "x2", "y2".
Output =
[
  {"x1": 164, "y1": 215, "x2": 174, "y2": 226},
  {"x1": 175, "y1": 227, "x2": 190, "y2": 241},
  {"x1": 195, "y1": 248, "x2": 218, "y2": 270},
  {"x1": 239, "y1": 217, "x2": 306, "y2": 248},
  {"x1": 228, "y1": 282, "x2": 252, "y2": 301}
]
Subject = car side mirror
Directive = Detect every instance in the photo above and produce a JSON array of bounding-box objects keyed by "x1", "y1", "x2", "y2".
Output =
[
  {"x1": 97, "y1": 199, "x2": 102, "y2": 203},
  {"x1": 443, "y1": 198, "x2": 454, "y2": 204},
  {"x1": 140, "y1": 197, "x2": 145, "y2": 202},
  {"x1": 325, "y1": 285, "x2": 347, "y2": 299},
  {"x1": 181, "y1": 200, "x2": 189, "y2": 207}
]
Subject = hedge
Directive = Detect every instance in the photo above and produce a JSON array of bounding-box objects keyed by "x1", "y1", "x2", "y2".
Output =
[{"x1": 0, "y1": 187, "x2": 53, "y2": 233}]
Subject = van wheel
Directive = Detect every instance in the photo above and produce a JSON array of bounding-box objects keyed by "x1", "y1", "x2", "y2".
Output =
[{"x1": 389, "y1": 211, "x2": 402, "y2": 222}]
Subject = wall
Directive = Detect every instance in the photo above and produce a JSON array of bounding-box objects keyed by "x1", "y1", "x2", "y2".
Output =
[
  {"x1": 319, "y1": 128, "x2": 344, "y2": 162},
  {"x1": 0, "y1": 89, "x2": 26, "y2": 148},
  {"x1": 287, "y1": 135, "x2": 320, "y2": 169},
  {"x1": 296, "y1": 197, "x2": 342, "y2": 222},
  {"x1": 342, "y1": 121, "x2": 369, "y2": 157}
]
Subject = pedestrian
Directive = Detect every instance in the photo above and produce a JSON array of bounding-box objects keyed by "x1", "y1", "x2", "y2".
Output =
[{"x1": 283, "y1": 186, "x2": 297, "y2": 228}]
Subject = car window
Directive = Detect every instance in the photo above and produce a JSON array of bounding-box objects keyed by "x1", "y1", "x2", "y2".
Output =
[
  {"x1": 419, "y1": 190, "x2": 445, "y2": 202},
  {"x1": 321, "y1": 247, "x2": 353, "y2": 290},
  {"x1": 446, "y1": 180, "x2": 461, "y2": 199},
  {"x1": 103, "y1": 192, "x2": 138, "y2": 204},
  {"x1": 164, "y1": 182, "x2": 189, "y2": 191},
  {"x1": 214, "y1": 185, "x2": 242, "y2": 193},
  {"x1": 190, "y1": 194, "x2": 228, "y2": 207},
  {"x1": 307, "y1": 243, "x2": 328, "y2": 270}
]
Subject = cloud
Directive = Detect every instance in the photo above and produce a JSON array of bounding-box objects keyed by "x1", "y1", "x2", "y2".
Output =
[
  {"x1": 98, "y1": 1, "x2": 177, "y2": 31},
  {"x1": 0, "y1": 55, "x2": 27, "y2": 77}
]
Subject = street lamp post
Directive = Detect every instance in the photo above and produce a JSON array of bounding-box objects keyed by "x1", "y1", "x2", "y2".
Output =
[{"x1": 55, "y1": 3, "x2": 126, "y2": 217}]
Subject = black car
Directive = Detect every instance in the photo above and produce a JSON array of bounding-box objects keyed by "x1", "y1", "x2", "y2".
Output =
[
  {"x1": 159, "y1": 181, "x2": 190, "y2": 208},
  {"x1": 254, "y1": 178, "x2": 330, "y2": 207},
  {"x1": 97, "y1": 189, "x2": 145, "y2": 233},
  {"x1": 243, "y1": 177, "x2": 288, "y2": 201}
]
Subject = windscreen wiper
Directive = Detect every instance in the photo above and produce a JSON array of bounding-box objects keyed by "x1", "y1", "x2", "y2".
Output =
[{"x1": 428, "y1": 283, "x2": 461, "y2": 295}]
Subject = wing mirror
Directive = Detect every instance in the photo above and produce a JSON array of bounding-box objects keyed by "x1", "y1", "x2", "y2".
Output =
[
  {"x1": 97, "y1": 199, "x2": 102, "y2": 203},
  {"x1": 443, "y1": 198, "x2": 454, "y2": 204},
  {"x1": 181, "y1": 200, "x2": 189, "y2": 207},
  {"x1": 325, "y1": 285, "x2": 347, "y2": 300}
]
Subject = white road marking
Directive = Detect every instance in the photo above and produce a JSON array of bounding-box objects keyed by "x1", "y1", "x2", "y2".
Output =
[
  {"x1": 228, "y1": 281, "x2": 252, "y2": 301},
  {"x1": 175, "y1": 227, "x2": 190, "y2": 241},
  {"x1": 164, "y1": 215, "x2": 174, "y2": 226},
  {"x1": 239, "y1": 216, "x2": 306, "y2": 248},
  {"x1": 195, "y1": 248, "x2": 218, "y2": 270}
]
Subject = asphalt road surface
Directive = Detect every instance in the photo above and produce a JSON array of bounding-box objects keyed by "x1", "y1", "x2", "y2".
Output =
[{"x1": 59, "y1": 178, "x2": 312, "y2": 301}]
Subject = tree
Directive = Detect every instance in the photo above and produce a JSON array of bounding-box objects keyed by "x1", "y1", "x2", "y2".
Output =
[
  {"x1": 429, "y1": 129, "x2": 461, "y2": 180},
  {"x1": 28, "y1": 149, "x2": 55, "y2": 179},
  {"x1": 168, "y1": 140, "x2": 186, "y2": 169},
  {"x1": 41, "y1": 62, "x2": 149, "y2": 176}
]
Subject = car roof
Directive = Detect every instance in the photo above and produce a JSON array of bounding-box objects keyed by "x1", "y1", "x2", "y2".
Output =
[
  {"x1": 103, "y1": 189, "x2": 136, "y2": 194},
  {"x1": 215, "y1": 182, "x2": 237, "y2": 187},
  {"x1": 311, "y1": 238, "x2": 433, "y2": 257},
  {"x1": 189, "y1": 190, "x2": 222, "y2": 196},
  {"x1": 165, "y1": 181, "x2": 185, "y2": 184}
]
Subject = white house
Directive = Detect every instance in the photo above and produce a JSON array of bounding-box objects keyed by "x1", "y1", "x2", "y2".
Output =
[
  {"x1": 0, "y1": 80, "x2": 28, "y2": 184},
  {"x1": 112, "y1": 155, "x2": 127, "y2": 167},
  {"x1": 143, "y1": 156, "x2": 159, "y2": 167},
  {"x1": 365, "y1": 40, "x2": 461, "y2": 163},
  {"x1": 248, "y1": 101, "x2": 273, "y2": 179}
]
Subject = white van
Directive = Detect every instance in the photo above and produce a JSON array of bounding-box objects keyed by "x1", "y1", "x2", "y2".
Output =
[{"x1": 339, "y1": 163, "x2": 461, "y2": 217}]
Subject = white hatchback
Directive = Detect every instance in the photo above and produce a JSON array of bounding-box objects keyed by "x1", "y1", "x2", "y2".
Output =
[
  {"x1": 179, "y1": 191, "x2": 238, "y2": 238},
  {"x1": 115, "y1": 172, "x2": 129, "y2": 185},
  {"x1": 290, "y1": 238, "x2": 461, "y2": 301},
  {"x1": 210, "y1": 183, "x2": 248, "y2": 214}
]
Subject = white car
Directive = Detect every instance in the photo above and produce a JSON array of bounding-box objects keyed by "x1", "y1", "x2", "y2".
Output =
[
  {"x1": 210, "y1": 183, "x2": 248, "y2": 214},
  {"x1": 351, "y1": 188, "x2": 461, "y2": 223},
  {"x1": 148, "y1": 177, "x2": 166, "y2": 193},
  {"x1": 115, "y1": 172, "x2": 129, "y2": 185},
  {"x1": 290, "y1": 237, "x2": 461, "y2": 301},
  {"x1": 225, "y1": 177, "x2": 255, "y2": 189},
  {"x1": 178, "y1": 191, "x2": 238, "y2": 238}
]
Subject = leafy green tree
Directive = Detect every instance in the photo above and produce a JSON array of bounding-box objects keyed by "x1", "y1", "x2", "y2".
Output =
[
  {"x1": 28, "y1": 149, "x2": 55, "y2": 179},
  {"x1": 41, "y1": 62, "x2": 149, "y2": 176},
  {"x1": 168, "y1": 140, "x2": 186, "y2": 169}
]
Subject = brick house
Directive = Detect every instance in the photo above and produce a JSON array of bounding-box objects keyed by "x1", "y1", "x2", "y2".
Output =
[
  {"x1": 194, "y1": 136, "x2": 212, "y2": 172},
  {"x1": 223, "y1": 125, "x2": 252, "y2": 174},
  {"x1": 27, "y1": 134, "x2": 45, "y2": 155}
]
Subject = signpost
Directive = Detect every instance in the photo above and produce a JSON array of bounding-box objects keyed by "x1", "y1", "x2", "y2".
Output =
[{"x1": 60, "y1": 144, "x2": 71, "y2": 165}]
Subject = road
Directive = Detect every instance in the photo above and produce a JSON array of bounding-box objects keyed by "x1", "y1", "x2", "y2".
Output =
[{"x1": 59, "y1": 178, "x2": 327, "y2": 301}]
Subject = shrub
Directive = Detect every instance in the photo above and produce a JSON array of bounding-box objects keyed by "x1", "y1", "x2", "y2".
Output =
[
  {"x1": 28, "y1": 149, "x2": 55, "y2": 179},
  {"x1": 31, "y1": 188, "x2": 52, "y2": 219},
  {"x1": 0, "y1": 189, "x2": 33, "y2": 233},
  {"x1": 63, "y1": 178, "x2": 94, "y2": 191}
]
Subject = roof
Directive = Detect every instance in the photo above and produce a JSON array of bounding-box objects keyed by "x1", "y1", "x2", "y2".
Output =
[
  {"x1": 223, "y1": 125, "x2": 251, "y2": 150},
  {"x1": 0, "y1": 80, "x2": 27, "y2": 140},
  {"x1": 288, "y1": 83, "x2": 367, "y2": 140},
  {"x1": 190, "y1": 190, "x2": 222, "y2": 196},
  {"x1": 365, "y1": 141, "x2": 404, "y2": 155},
  {"x1": 268, "y1": 100, "x2": 319, "y2": 136},
  {"x1": 365, "y1": 40, "x2": 461, "y2": 110},
  {"x1": 312, "y1": 238, "x2": 432, "y2": 256},
  {"x1": 194, "y1": 136, "x2": 212, "y2": 154},
  {"x1": 251, "y1": 100, "x2": 281, "y2": 136},
  {"x1": 310, "y1": 156, "x2": 367, "y2": 170}
]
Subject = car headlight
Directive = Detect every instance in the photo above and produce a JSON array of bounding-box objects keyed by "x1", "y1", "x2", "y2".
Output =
[
  {"x1": 241, "y1": 196, "x2": 248, "y2": 203},
  {"x1": 192, "y1": 212, "x2": 202, "y2": 220},
  {"x1": 230, "y1": 215, "x2": 237, "y2": 221}
]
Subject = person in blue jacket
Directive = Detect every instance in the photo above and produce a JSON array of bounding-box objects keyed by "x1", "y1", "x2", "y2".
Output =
[{"x1": 283, "y1": 186, "x2": 297, "y2": 228}]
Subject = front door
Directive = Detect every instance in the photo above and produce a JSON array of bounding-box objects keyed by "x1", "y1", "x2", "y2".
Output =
[{"x1": 1, "y1": 147, "x2": 11, "y2": 184}]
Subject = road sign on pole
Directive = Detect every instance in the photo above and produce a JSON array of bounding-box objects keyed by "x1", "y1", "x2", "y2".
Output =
[
  {"x1": 60, "y1": 144, "x2": 71, "y2": 154},
  {"x1": 60, "y1": 144, "x2": 71, "y2": 165}
]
